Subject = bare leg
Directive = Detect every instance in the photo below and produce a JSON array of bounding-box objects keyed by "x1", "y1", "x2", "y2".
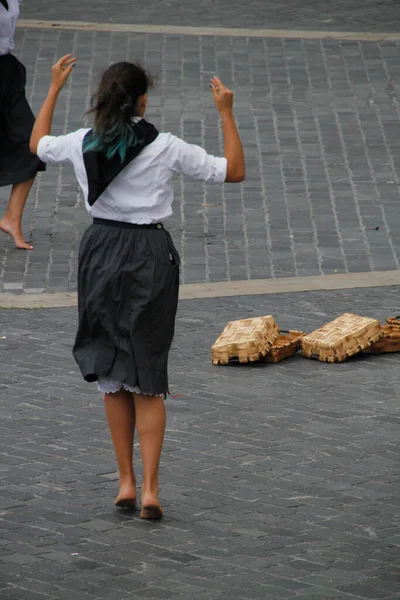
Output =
[
  {"x1": 0, "y1": 177, "x2": 35, "y2": 250},
  {"x1": 104, "y1": 389, "x2": 137, "y2": 506},
  {"x1": 134, "y1": 393, "x2": 166, "y2": 518}
]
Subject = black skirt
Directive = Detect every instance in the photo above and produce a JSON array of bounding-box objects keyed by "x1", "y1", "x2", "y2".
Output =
[
  {"x1": 0, "y1": 54, "x2": 45, "y2": 187},
  {"x1": 73, "y1": 218, "x2": 180, "y2": 396}
]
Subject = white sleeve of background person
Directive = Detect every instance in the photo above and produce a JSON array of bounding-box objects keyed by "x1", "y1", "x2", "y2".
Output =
[{"x1": 164, "y1": 134, "x2": 227, "y2": 184}]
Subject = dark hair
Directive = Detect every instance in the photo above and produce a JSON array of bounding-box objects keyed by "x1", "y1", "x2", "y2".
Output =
[{"x1": 83, "y1": 61, "x2": 153, "y2": 161}]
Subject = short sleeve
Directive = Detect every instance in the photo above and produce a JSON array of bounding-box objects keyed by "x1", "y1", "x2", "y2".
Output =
[
  {"x1": 36, "y1": 131, "x2": 85, "y2": 165},
  {"x1": 164, "y1": 135, "x2": 227, "y2": 184}
]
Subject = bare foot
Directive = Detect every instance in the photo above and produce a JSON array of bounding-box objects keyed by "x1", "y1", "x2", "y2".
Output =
[
  {"x1": 140, "y1": 490, "x2": 163, "y2": 519},
  {"x1": 0, "y1": 218, "x2": 33, "y2": 250},
  {"x1": 115, "y1": 481, "x2": 137, "y2": 508}
]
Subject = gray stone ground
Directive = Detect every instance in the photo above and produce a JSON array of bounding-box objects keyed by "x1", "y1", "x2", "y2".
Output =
[
  {"x1": 0, "y1": 287, "x2": 399, "y2": 600},
  {"x1": 20, "y1": 0, "x2": 400, "y2": 32},
  {"x1": 1, "y1": 28, "x2": 400, "y2": 290}
]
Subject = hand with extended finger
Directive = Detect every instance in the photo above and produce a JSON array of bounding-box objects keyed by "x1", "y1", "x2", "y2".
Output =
[
  {"x1": 50, "y1": 54, "x2": 76, "y2": 93},
  {"x1": 210, "y1": 76, "x2": 234, "y2": 115}
]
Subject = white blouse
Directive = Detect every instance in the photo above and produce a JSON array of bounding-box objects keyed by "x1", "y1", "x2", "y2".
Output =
[
  {"x1": 37, "y1": 128, "x2": 227, "y2": 224},
  {"x1": 0, "y1": 0, "x2": 20, "y2": 56}
]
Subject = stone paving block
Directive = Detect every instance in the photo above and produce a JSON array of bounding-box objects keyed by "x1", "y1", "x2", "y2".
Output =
[{"x1": 0, "y1": 590, "x2": 55, "y2": 600}]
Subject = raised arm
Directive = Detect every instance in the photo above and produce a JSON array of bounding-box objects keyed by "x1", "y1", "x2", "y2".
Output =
[
  {"x1": 30, "y1": 54, "x2": 76, "y2": 154},
  {"x1": 210, "y1": 77, "x2": 245, "y2": 183}
]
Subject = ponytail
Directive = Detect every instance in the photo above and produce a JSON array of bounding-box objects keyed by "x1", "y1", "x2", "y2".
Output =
[{"x1": 84, "y1": 62, "x2": 153, "y2": 162}]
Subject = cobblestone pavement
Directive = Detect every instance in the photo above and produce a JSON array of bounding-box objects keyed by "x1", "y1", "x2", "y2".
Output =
[
  {"x1": 19, "y1": 0, "x2": 400, "y2": 32},
  {"x1": 0, "y1": 287, "x2": 399, "y2": 599},
  {"x1": 1, "y1": 27, "x2": 400, "y2": 291}
]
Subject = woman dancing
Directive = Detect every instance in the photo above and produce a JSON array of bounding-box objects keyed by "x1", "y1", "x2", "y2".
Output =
[
  {"x1": 0, "y1": 0, "x2": 45, "y2": 249},
  {"x1": 30, "y1": 55, "x2": 245, "y2": 519}
]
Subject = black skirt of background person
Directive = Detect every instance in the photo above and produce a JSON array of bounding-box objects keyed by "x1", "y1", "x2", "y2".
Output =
[
  {"x1": 73, "y1": 219, "x2": 180, "y2": 396},
  {"x1": 0, "y1": 54, "x2": 45, "y2": 187}
]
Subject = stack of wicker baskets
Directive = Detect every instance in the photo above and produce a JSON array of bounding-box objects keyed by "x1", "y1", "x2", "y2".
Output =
[
  {"x1": 362, "y1": 316, "x2": 400, "y2": 354},
  {"x1": 211, "y1": 316, "x2": 280, "y2": 365},
  {"x1": 211, "y1": 316, "x2": 305, "y2": 365},
  {"x1": 212, "y1": 313, "x2": 399, "y2": 366},
  {"x1": 264, "y1": 330, "x2": 305, "y2": 363},
  {"x1": 300, "y1": 312, "x2": 383, "y2": 362}
]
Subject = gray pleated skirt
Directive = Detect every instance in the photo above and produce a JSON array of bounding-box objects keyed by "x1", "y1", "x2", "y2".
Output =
[{"x1": 73, "y1": 218, "x2": 180, "y2": 396}]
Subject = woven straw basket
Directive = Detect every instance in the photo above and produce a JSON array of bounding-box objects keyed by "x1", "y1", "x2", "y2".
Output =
[
  {"x1": 386, "y1": 316, "x2": 400, "y2": 330},
  {"x1": 362, "y1": 317, "x2": 400, "y2": 354},
  {"x1": 212, "y1": 316, "x2": 279, "y2": 365},
  {"x1": 301, "y1": 312, "x2": 383, "y2": 363},
  {"x1": 263, "y1": 330, "x2": 305, "y2": 363}
]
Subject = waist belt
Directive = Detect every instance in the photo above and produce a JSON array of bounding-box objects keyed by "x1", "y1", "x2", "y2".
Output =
[{"x1": 93, "y1": 218, "x2": 164, "y2": 230}]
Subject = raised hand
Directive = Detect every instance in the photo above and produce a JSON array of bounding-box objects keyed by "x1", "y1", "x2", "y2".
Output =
[
  {"x1": 30, "y1": 55, "x2": 76, "y2": 154},
  {"x1": 210, "y1": 76, "x2": 234, "y2": 115},
  {"x1": 50, "y1": 54, "x2": 76, "y2": 93}
]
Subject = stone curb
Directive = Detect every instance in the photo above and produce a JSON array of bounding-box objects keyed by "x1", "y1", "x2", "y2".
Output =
[
  {"x1": 0, "y1": 270, "x2": 399, "y2": 309},
  {"x1": 17, "y1": 19, "x2": 400, "y2": 41}
]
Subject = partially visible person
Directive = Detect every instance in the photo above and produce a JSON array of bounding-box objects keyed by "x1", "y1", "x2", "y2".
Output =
[
  {"x1": 30, "y1": 55, "x2": 245, "y2": 519},
  {"x1": 0, "y1": 0, "x2": 45, "y2": 249}
]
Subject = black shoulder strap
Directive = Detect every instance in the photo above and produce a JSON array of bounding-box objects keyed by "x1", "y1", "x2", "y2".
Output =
[
  {"x1": 82, "y1": 119, "x2": 159, "y2": 206},
  {"x1": 0, "y1": 1, "x2": 9, "y2": 10}
]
